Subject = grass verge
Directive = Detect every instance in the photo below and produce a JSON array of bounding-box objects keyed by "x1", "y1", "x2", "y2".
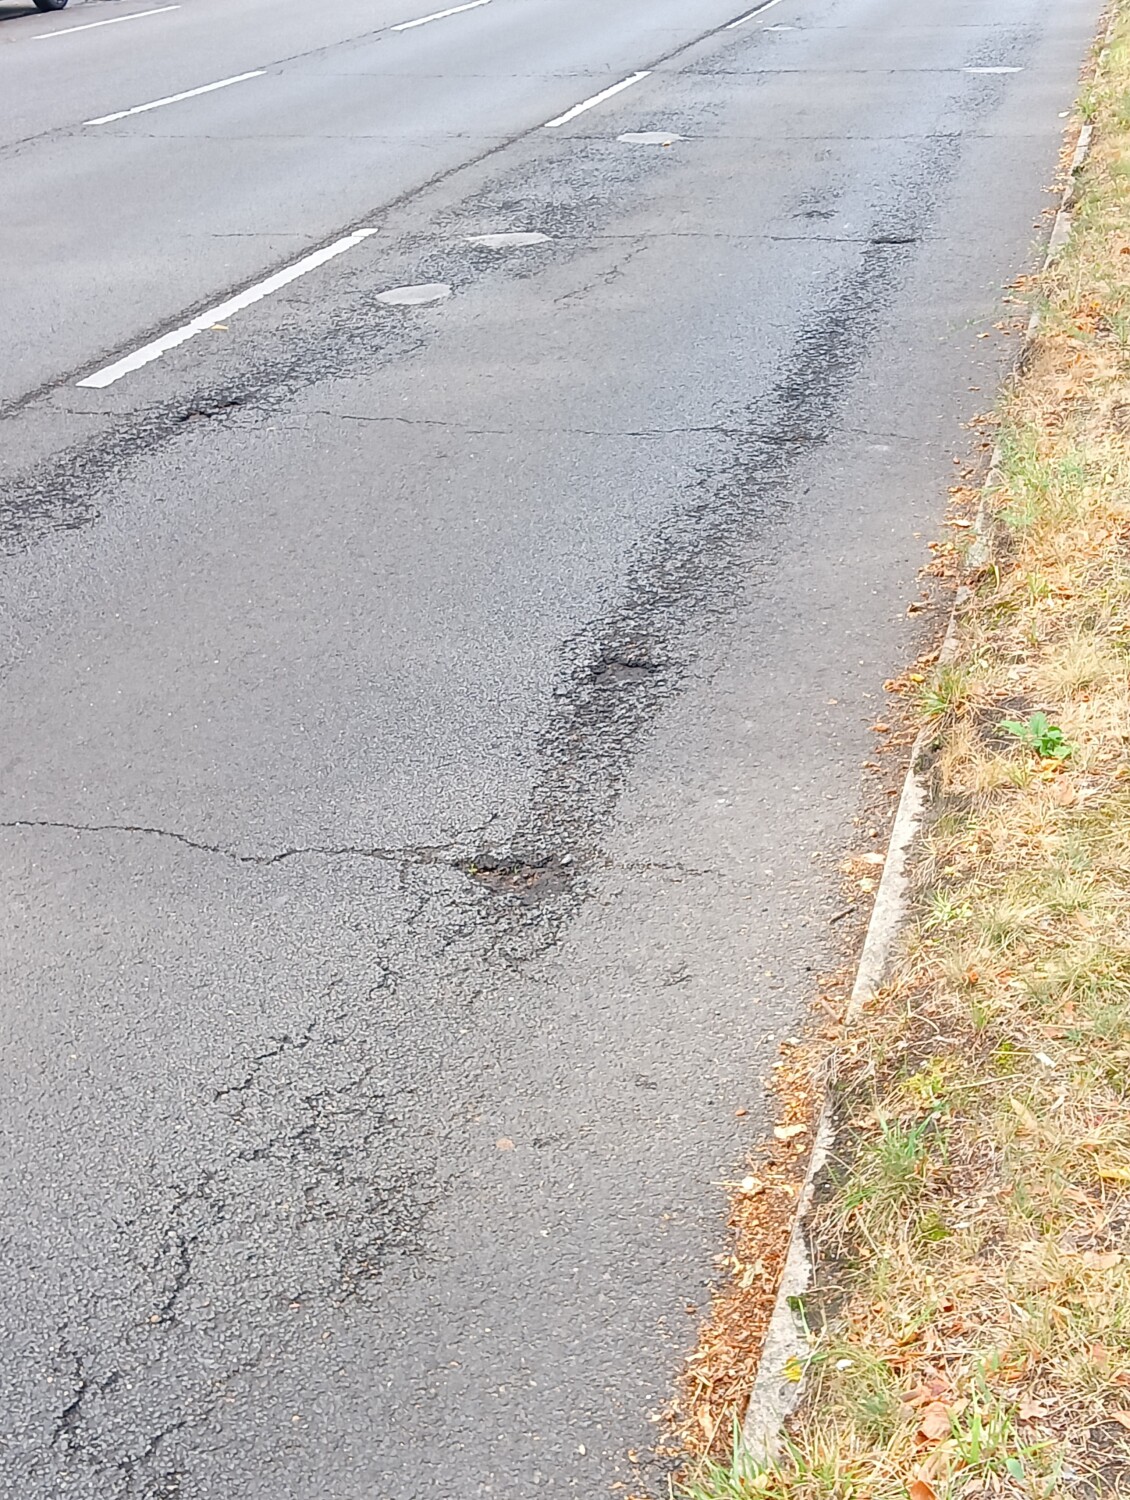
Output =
[{"x1": 679, "y1": 10, "x2": 1130, "y2": 1498}]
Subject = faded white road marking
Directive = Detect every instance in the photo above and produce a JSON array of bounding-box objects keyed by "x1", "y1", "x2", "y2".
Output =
[
  {"x1": 375, "y1": 283, "x2": 451, "y2": 305},
  {"x1": 726, "y1": 0, "x2": 784, "y2": 29},
  {"x1": 618, "y1": 130, "x2": 681, "y2": 145},
  {"x1": 965, "y1": 65, "x2": 1022, "y2": 73},
  {"x1": 466, "y1": 232, "x2": 550, "y2": 247},
  {"x1": 392, "y1": 0, "x2": 489, "y2": 31},
  {"x1": 35, "y1": 5, "x2": 178, "y2": 39},
  {"x1": 543, "y1": 72, "x2": 650, "y2": 129},
  {"x1": 85, "y1": 71, "x2": 265, "y2": 127},
  {"x1": 78, "y1": 229, "x2": 378, "y2": 389}
]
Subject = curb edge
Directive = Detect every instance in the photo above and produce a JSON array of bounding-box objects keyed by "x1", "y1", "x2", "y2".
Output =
[{"x1": 738, "y1": 17, "x2": 1113, "y2": 1455}]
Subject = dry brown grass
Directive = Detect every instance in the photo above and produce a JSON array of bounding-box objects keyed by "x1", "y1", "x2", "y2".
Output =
[{"x1": 680, "y1": 9, "x2": 1130, "y2": 1499}]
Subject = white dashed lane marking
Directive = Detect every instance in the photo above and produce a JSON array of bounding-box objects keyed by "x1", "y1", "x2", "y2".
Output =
[
  {"x1": 34, "y1": 5, "x2": 179, "y2": 40},
  {"x1": 392, "y1": 0, "x2": 490, "y2": 32},
  {"x1": 543, "y1": 72, "x2": 650, "y2": 129},
  {"x1": 78, "y1": 229, "x2": 379, "y2": 389},
  {"x1": 85, "y1": 71, "x2": 266, "y2": 127}
]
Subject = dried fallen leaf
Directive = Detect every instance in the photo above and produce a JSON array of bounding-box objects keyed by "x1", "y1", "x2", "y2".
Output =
[
  {"x1": 1009, "y1": 1098, "x2": 1040, "y2": 1135},
  {"x1": 918, "y1": 1402, "x2": 952, "y2": 1442},
  {"x1": 1110, "y1": 1411, "x2": 1130, "y2": 1431},
  {"x1": 1083, "y1": 1250, "x2": 1122, "y2": 1271},
  {"x1": 909, "y1": 1480, "x2": 938, "y2": 1500},
  {"x1": 773, "y1": 1123, "x2": 808, "y2": 1142},
  {"x1": 1019, "y1": 1395, "x2": 1049, "y2": 1421}
]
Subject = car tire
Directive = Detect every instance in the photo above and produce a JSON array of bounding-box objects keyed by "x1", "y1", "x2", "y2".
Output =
[{"x1": 33, "y1": 0, "x2": 70, "y2": 9}]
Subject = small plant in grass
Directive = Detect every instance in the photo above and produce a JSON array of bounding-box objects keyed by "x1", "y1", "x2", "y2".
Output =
[
  {"x1": 949, "y1": 1374, "x2": 1058, "y2": 1491},
  {"x1": 678, "y1": 1423, "x2": 774, "y2": 1499},
  {"x1": 921, "y1": 664, "x2": 971, "y2": 719},
  {"x1": 997, "y1": 711, "x2": 1072, "y2": 760},
  {"x1": 924, "y1": 889, "x2": 973, "y2": 929},
  {"x1": 841, "y1": 1115, "x2": 944, "y2": 1222}
]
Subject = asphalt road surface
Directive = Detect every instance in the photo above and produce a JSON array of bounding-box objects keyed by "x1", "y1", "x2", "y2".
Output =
[{"x1": 0, "y1": 0, "x2": 1102, "y2": 1494}]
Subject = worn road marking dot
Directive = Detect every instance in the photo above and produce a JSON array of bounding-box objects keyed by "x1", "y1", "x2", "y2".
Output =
[
  {"x1": 375, "y1": 283, "x2": 452, "y2": 306},
  {"x1": 965, "y1": 65, "x2": 1022, "y2": 73},
  {"x1": 465, "y1": 232, "x2": 550, "y2": 247},
  {"x1": 617, "y1": 131, "x2": 682, "y2": 145}
]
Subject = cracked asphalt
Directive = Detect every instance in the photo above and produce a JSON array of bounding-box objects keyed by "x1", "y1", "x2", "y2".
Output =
[{"x1": 0, "y1": 0, "x2": 1101, "y2": 1494}]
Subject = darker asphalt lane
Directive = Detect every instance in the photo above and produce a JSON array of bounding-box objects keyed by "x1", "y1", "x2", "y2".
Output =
[{"x1": 0, "y1": 0, "x2": 1103, "y2": 1495}]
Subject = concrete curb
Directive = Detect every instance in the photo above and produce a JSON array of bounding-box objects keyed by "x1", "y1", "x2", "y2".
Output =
[{"x1": 740, "y1": 24, "x2": 1112, "y2": 1456}]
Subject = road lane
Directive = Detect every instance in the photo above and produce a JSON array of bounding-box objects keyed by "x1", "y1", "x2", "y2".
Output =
[
  {"x1": 0, "y1": 0, "x2": 769, "y2": 406},
  {"x1": 0, "y1": 0, "x2": 1102, "y2": 1494}
]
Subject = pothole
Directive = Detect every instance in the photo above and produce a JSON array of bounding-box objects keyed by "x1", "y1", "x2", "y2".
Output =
[
  {"x1": 461, "y1": 853, "x2": 576, "y2": 904},
  {"x1": 465, "y1": 232, "x2": 551, "y2": 248},
  {"x1": 179, "y1": 399, "x2": 241, "y2": 422},
  {"x1": 589, "y1": 644, "x2": 663, "y2": 687},
  {"x1": 375, "y1": 283, "x2": 452, "y2": 307}
]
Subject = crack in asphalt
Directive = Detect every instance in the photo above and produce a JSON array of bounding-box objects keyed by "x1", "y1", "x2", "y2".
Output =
[
  {"x1": 310, "y1": 412, "x2": 917, "y2": 441},
  {"x1": 31, "y1": 966, "x2": 446, "y2": 1493},
  {"x1": 0, "y1": 818, "x2": 473, "y2": 869}
]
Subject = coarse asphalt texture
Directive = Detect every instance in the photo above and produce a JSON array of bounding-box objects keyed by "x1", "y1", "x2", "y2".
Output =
[{"x1": 0, "y1": 0, "x2": 1103, "y2": 1494}]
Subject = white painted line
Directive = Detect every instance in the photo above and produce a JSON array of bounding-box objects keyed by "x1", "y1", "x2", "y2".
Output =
[
  {"x1": 392, "y1": 0, "x2": 489, "y2": 30},
  {"x1": 726, "y1": 0, "x2": 784, "y2": 29},
  {"x1": 34, "y1": 4, "x2": 178, "y2": 39},
  {"x1": 543, "y1": 71, "x2": 650, "y2": 129},
  {"x1": 77, "y1": 228, "x2": 378, "y2": 389},
  {"x1": 85, "y1": 71, "x2": 265, "y2": 127},
  {"x1": 965, "y1": 65, "x2": 1022, "y2": 73}
]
